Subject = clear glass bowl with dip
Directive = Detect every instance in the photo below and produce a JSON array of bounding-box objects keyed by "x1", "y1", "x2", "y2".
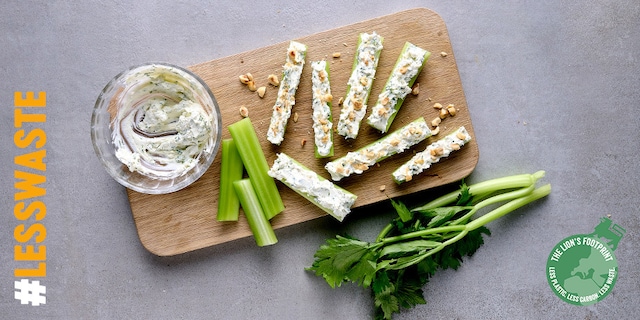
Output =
[{"x1": 91, "y1": 62, "x2": 222, "y2": 194}]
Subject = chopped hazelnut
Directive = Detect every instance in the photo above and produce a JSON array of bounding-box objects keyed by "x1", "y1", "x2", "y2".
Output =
[
  {"x1": 411, "y1": 83, "x2": 420, "y2": 95},
  {"x1": 332, "y1": 52, "x2": 341, "y2": 58},
  {"x1": 267, "y1": 74, "x2": 280, "y2": 86},
  {"x1": 447, "y1": 104, "x2": 456, "y2": 116},
  {"x1": 239, "y1": 74, "x2": 250, "y2": 84},
  {"x1": 439, "y1": 108, "x2": 449, "y2": 119},
  {"x1": 257, "y1": 86, "x2": 266, "y2": 98},
  {"x1": 239, "y1": 106, "x2": 249, "y2": 118}
]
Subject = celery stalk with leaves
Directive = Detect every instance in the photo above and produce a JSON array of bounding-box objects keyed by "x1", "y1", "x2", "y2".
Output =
[{"x1": 307, "y1": 171, "x2": 550, "y2": 319}]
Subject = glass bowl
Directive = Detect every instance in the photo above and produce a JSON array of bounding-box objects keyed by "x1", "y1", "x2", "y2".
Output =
[{"x1": 91, "y1": 62, "x2": 222, "y2": 194}]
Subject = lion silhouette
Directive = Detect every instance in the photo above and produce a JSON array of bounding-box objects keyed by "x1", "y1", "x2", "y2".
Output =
[{"x1": 588, "y1": 217, "x2": 626, "y2": 251}]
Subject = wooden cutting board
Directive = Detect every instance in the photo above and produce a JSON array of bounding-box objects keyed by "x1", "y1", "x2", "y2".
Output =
[{"x1": 127, "y1": 7, "x2": 479, "y2": 256}]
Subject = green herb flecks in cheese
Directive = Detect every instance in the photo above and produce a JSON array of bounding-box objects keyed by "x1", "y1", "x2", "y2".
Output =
[
  {"x1": 393, "y1": 126, "x2": 472, "y2": 184},
  {"x1": 310, "y1": 60, "x2": 334, "y2": 158},
  {"x1": 325, "y1": 117, "x2": 431, "y2": 181},
  {"x1": 268, "y1": 153, "x2": 357, "y2": 222},
  {"x1": 368, "y1": 42, "x2": 430, "y2": 133},
  {"x1": 337, "y1": 32, "x2": 383, "y2": 139},
  {"x1": 267, "y1": 41, "x2": 307, "y2": 145}
]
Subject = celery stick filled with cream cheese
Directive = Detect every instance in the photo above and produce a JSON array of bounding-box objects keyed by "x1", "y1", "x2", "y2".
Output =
[
  {"x1": 268, "y1": 153, "x2": 357, "y2": 222},
  {"x1": 310, "y1": 60, "x2": 334, "y2": 158},
  {"x1": 337, "y1": 32, "x2": 384, "y2": 139},
  {"x1": 367, "y1": 42, "x2": 430, "y2": 133},
  {"x1": 325, "y1": 117, "x2": 431, "y2": 181},
  {"x1": 267, "y1": 41, "x2": 307, "y2": 145}
]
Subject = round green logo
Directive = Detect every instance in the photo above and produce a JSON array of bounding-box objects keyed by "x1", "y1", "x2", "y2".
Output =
[{"x1": 546, "y1": 234, "x2": 618, "y2": 305}]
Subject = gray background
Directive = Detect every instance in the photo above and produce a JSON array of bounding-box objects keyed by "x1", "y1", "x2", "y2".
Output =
[{"x1": 1, "y1": 1, "x2": 638, "y2": 319}]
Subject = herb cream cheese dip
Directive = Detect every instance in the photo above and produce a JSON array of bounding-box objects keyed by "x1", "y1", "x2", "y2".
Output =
[{"x1": 111, "y1": 64, "x2": 215, "y2": 179}]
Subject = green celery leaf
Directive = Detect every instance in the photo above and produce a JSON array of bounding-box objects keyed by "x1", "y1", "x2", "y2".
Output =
[
  {"x1": 373, "y1": 283, "x2": 399, "y2": 320},
  {"x1": 456, "y1": 180, "x2": 472, "y2": 206},
  {"x1": 417, "y1": 206, "x2": 470, "y2": 228},
  {"x1": 391, "y1": 199, "x2": 413, "y2": 222},
  {"x1": 395, "y1": 275, "x2": 427, "y2": 309},
  {"x1": 379, "y1": 240, "x2": 441, "y2": 258},
  {"x1": 346, "y1": 250, "x2": 378, "y2": 288},
  {"x1": 307, "y1": 235, "x2": 376, "y2": 288}
]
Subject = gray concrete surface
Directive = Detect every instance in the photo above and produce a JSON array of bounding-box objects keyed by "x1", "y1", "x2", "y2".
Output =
[{"x1": 1, "y1": 1, "x2": 638, "y2": 319}]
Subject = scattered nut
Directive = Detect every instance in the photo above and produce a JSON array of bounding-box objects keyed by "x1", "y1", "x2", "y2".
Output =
[
  {"x1": 431, "y1": 126, "x2": 440, "y2": 135},
  {"x1": 257, "y1": 86, "x2": 266, "y2": 98},
  {"x1": 456, "y1": 132, "x2": 467, "y2": 140},
  {"x1": 431, "y1": 117, "x2": 442, "y2": 127},
  {"x1": 239, "y1": 74, "x2": 251, "y2": 84},
  {"x1": 446, "y1": 104, "x2": 456, "y2": 116},
  {"x1": 300, "y1": 138, "x2": 306, "y2": 147},
  {"x1": 439, "y1": 108, "x2": 449, "y2": 119},
  {"x1": 440, "y1": 51, "x2": 448, "y2": 57},
  {"x1": 433, "y1": 102, "x2": 443, "y2": 109},
  {"x1": 239, "y1": 72, "x2": 257, "y2": 91},
  {"x1": 239, "y1": 105, "x2": 249, "y2": 118},
  {"x1": 338, "y1": 97, "x2": 344, "y2": 105},
  {"x1": 411, "y1": 83, "x2": 420, "y2": 95},
  {"x1": 268, "y1": 74, "x2": 280, "y2": 86},
  {"x1": 379, "y1": 185, "x2": 386, "y2": 192},
  {"x1": 293, "y1": 112, "x2": 299, "y2": 123},
  {"x1": 332, "y1": 52, "x2": 341, "y2": 58}
]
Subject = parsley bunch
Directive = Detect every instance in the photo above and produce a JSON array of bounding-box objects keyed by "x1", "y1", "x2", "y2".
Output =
[{"x1": 307, "y1": 171, "x2": 550, "y2": 319}]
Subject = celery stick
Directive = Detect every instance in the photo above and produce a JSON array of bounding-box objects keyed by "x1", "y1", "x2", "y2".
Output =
[
  {"x1": 392, "y1": 126, "x2": 472, "y2": 184},
  {"x1": 267, "y1": 41, "x2": 308, "y2": 145},
  {"x1": 310, "y1": 60, "x2": 334, "y2": 158},
  {"x1": 217, "y1": 139, "x2": 244, "y2": 221},
  {"x1": 367, "y1": 42, "x2": 430, "y2": 133},
  {"x1": 268, "y1": 153, "x2": 357, "y2": 222},
  {"x1": 337, "y1": 32, "x2": 384, "y2": 139},
  {"x1": 325, "y1": 117, "x2": 431, "y2": 181},
  {"x1": 228, "y1": 117, "x2": 284, "y2": 219},
  {"x1": 233, "y1": 179, "x2": 278, "y2": 246}
]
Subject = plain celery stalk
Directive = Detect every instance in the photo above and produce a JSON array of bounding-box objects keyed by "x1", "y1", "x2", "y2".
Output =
[
  {"x1": 217, "y1": 139, "x2": 244, "y2": 221},
  {"x1": 228, "y1": 117, "x2": 284, "y2": 220},
  {"x1": 233, "y1": 179, "x2": 278, "y2": 246}
]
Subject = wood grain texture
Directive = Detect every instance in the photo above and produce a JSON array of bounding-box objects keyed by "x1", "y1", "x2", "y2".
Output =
[{"x1": 127, "y1": 7, "x2": 479, "y2": 256}]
